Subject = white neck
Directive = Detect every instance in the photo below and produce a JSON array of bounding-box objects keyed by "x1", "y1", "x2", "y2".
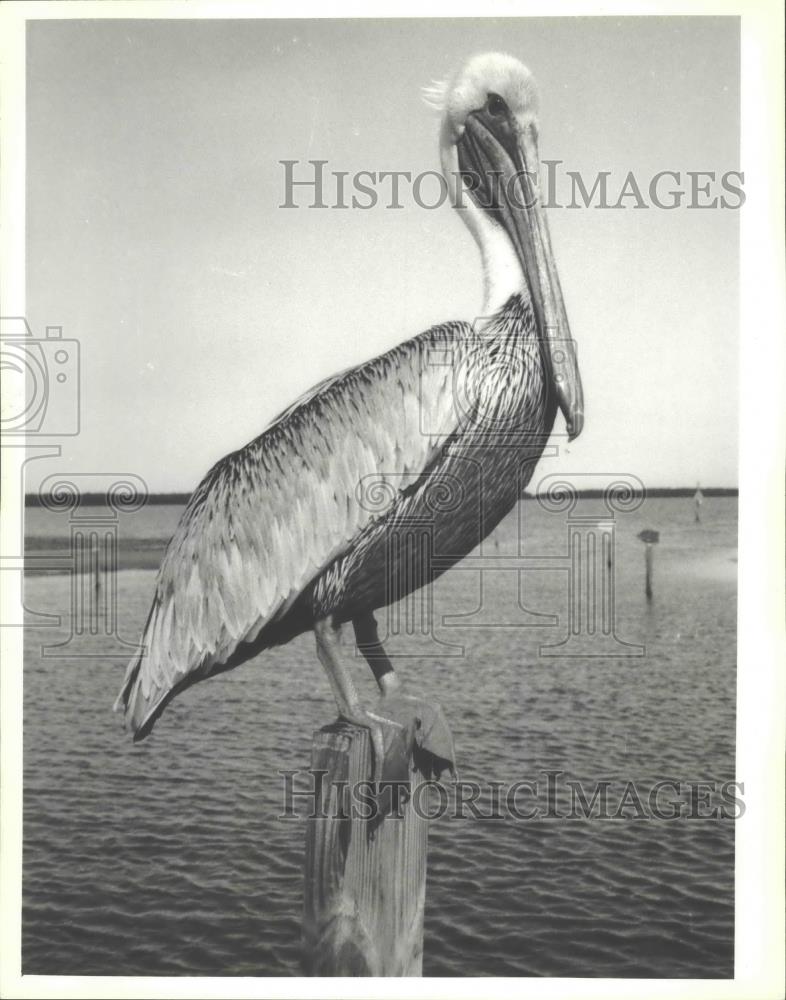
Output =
[{"x1": 441, "y1": 140, "x2": 527, "y2": 315}]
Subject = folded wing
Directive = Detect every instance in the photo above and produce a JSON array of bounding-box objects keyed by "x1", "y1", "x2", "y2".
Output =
[{"x1": 115, "y1": 321, "x2": 469, "y2": 737}]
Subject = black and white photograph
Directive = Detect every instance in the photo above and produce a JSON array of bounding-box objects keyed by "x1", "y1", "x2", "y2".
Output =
[{"x1": 0, "y1": 2, "x2": 783, "y2": 997}]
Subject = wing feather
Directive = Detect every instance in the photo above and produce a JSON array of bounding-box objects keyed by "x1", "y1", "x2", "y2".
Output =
[{"x1": 115, "y1": 321, "x2": 471, "y2": 736}]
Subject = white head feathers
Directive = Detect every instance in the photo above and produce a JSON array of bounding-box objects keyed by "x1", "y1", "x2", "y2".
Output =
[
  {"x1": 421, "y1": 78, "x2": 450, "y2": 111},
  {"x1": 422, "y1": 52, "x2": 540, "y2": 139}
]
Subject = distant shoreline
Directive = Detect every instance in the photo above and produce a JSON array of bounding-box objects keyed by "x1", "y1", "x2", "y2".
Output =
[
  {"x1": 24, "y1": 490, "x2": 738, "y2": 576},
  {"x1": 25, "y1": 487, "x2": 739, "y2": 507}
]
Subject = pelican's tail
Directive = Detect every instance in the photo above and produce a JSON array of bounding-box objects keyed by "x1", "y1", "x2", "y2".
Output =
[{"x1": 113, "y1": 602, "x2": 172, "y2": 741}]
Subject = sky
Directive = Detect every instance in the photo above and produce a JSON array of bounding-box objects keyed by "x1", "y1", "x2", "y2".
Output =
[{"x1": 25, "y1": 16, "x2": 740, "y2": 493}]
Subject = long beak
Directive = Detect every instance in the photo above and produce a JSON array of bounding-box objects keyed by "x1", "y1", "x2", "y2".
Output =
[{"x1": 458, "y1": 115, "x2": 584, "y2": 440}]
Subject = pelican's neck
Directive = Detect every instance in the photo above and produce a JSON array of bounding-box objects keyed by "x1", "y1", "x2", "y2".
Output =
[
  {"x1": 472, "y1": 213, "x2": 527, "y2": 315},
  {"x1": 441, "y1": 139, "x2": 528, "y2": 316}
]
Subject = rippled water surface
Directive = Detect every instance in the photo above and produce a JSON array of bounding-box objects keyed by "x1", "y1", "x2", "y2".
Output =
[{"x1": 23, "y1": 496, "x2": 736, "y2": 977}]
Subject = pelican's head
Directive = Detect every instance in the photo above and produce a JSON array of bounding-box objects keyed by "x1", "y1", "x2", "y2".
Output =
[
  {"x1": 429, "y1": 52, "x2": 540, "y2": 143},
  {"x1": 425, "y1": 52, "x2": 584, "y2": 441}
]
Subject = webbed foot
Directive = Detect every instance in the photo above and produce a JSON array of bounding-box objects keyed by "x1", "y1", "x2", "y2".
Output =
[
  {"x1": 375, "y1": 691, "x2": 457, "y2": 781},
  {"x1": 339, "y1": 706, "x2": 406, "y2": 786}
]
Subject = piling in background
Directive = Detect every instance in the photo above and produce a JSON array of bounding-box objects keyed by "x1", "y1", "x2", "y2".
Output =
[
  {"x1": 637, "y1": 529, "x2": 660, "y2": 602},
  {"x1": 645, "y1": 543, "x2": 654, "y2": 600}
]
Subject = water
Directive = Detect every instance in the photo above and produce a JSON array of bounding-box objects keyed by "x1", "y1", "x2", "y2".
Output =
[{"x1": 22, "y1": 496, "x2": 737, "y2": 977}]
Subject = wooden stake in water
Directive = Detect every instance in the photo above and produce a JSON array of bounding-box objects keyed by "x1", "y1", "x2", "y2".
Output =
[
  {"x1": 694, "y1": 483, "x2": 704, "y2": 524},
  {"x1": 645, "y1": 544, "x2": 653, "y2": 599},
  {"x1": 302, "y1": 699, "x2": 454, "y2": 977},
  {"x1": 638, "y1": 529, "x2": 660, "y2": 601}
]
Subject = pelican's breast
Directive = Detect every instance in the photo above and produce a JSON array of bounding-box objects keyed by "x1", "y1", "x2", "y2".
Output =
[{"x1": 308, "y1": 295, "x2": 554, "y2": 620}]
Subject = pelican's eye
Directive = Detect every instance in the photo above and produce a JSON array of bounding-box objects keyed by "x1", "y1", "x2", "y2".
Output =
[{"x1": 486, "y1": 92, "x2": 508, "y2": 119}]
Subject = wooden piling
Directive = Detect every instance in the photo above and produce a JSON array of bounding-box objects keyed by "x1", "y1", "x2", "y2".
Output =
[
  {"x1": 645, "y1": 543, "x2": 653, "y2": 600},
  {"x1": 302, "y1": 717, "x2": 433, "y2": 976},
  {"x1": 637, "y1": 529, "x2": 660, "y2": 602}
]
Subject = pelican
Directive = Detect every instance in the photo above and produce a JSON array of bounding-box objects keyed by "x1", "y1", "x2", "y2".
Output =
[{"x1": 115, "y1": 53, "x2": 584, "y2": 777}]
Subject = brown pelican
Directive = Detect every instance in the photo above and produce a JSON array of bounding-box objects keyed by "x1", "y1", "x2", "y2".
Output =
[{"x1": 115, "y1": 53, "x2": 584, "y2": 777}]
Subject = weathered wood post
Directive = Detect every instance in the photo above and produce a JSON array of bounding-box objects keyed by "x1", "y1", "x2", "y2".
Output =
[
  {"x1": 302, "y1": 698, "x2": 453, "y2": 976},
  {"x1": 694, "y1": 483, "x2": 703, "y2": 523},
  {"x1": 638, "y1": 529, "x2": 660, "y2": 601}
]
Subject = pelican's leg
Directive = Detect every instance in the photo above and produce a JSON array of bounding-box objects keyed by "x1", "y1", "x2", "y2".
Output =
[
  {"x1": 352, "y1": 611, "x2": 401, "y2": 698},
  {"x1": 314, "y1": 615, "x2": 399, "y2": 784},
  {"x1": 354, "y1": 610, "x2": 457, "y2": 780}
]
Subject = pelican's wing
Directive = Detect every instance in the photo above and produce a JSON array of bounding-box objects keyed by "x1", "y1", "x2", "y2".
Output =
[{"x1": 115, "y1": 320, "x2": 471, "y2": 738}]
